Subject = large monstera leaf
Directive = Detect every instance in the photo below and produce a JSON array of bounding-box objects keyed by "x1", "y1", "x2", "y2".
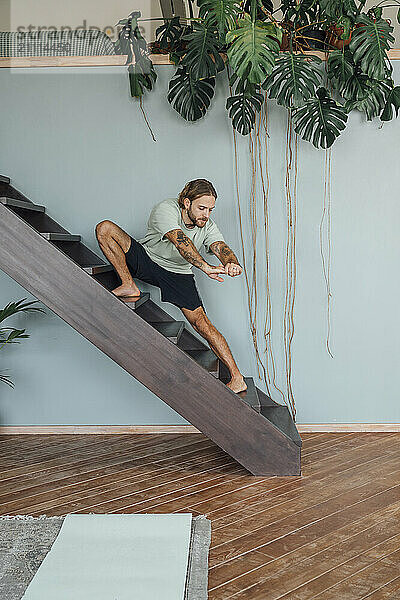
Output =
[
  {"x1": 116, "y1": 11, "x2": 148, "y2": 64},
  {"x1": 181, "y1": 21, "x2": 225, "y2": 79},
  {"x1": 167, "y1": 66, "x2": 216, "y2": 121},
  {"x1": 349, "y1": 14, "x2": 394, "y2": 80},
  {"x1": 226, "y1": 74, "x2": 264, "y2": 135},
  {"x1": 198, "y1": 0, "x2": 241, "y2": 42},
  {"x1": 155, "y1": 15, "x2": 186, "y2": 52},
  {"x1": 328, "y1": 49, "x2": 393, "y2": 121},
  {"x1": 340, "y1": 71, "x2": 374, "y2": 102},
  {"x1": 291, "y1": 87, "x2": 348, "y2": 148},
  {"x1": 318, "y1": 0, "x2": 357, "y2": 21},
  {"x1": 344, "y1": 77, "x2": 391, "y2": 120},
  {"x1": 226, "y1": 14, "x2": 281, "y2": 84},
  {"x1": 328, "y1": 49, "x2": 365, "y2": 102},
  {"x1": 116, "y1": 11, "x2": 157, "y2": 99},
  {"x1": 327, "y1": 48, "x2": 355, "y2": 90},
  {"x1": 263, "y1": 52, "x2": 322, "y2": 108}
]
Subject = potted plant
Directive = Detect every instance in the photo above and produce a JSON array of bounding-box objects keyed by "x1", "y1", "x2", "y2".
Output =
[
  {"x1": 114, "y1": 0, "x2": 400, "y2": 148},
  {"x1": 0, "y1": 298, "x2": 45, "y2": 388}
]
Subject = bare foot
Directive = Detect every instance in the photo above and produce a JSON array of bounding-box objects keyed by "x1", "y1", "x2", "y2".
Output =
[
  {"x1": 226, "y1": 376, "x2": 247, "y2": 394},
  {"x1": 111, "y1": 283, "x2": 140, "y2": 299}
]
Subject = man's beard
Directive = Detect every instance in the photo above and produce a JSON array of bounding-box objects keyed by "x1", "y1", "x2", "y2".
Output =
[{"x1": 187, "y1": 207, "x2": 207, "y2": 227}]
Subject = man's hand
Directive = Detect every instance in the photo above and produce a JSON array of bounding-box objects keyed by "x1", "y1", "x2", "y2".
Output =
[
  {"x1": 209, "y1": 242, "x2": 242, "y2": 278},
  {"x1": 202, "y1": 263, "x2": 226, "y2": 282},
  {"x1": 224, "y1": 262, "x2": 243, "y2": 277}
]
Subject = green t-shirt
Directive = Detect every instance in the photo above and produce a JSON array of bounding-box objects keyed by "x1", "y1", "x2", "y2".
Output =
[{"x1": 138, "y1": 198, "x2": 226, "y2": 274}]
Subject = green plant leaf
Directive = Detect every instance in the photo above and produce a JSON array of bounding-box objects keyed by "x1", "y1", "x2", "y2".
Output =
[
  {"x1": 340, "y1": 17, "x2": 352, "y2": 39},
  {"x1": 155, "y1": 16, "x2": 186, "y2": 52},
  {"x1": 349, "y1": 14, "x2": 394, "y2": 80},
  {"x1": 0, "y1": 298, "x2": 45, "y2": 324},
  {"x1": 243, "y1": 0, "x2": 274, "y2": 22},
  {"x1": 115, "y1": 12, "x2": 146, "y2": 62},
  {"x1": 380, "y1": 85, "x2": 400, "y2": 121},
  {"x1": 291, "y1": 87, "x2": 348, "y2": 148},
  {"x1": 327, "y1": 49, "x2": 388, "y2": 120},
  {"x1": 327, "y1": 48, "x2": 355, "y2": 90},
  {"x1": 0, "y1": 328, "x2": 29, "y2": 346},
  {"x1": 128, "y1": 60, "x2": 157, "y2": 98},
  {"x1": 167, "y1": 66, "x2": 216, "y2": 121},
  {"x1": 226, "y1": 76, "x2": 264, "y2": 134},
  {"x1": 344, "y1": 78, "x2": 390, "y2": 120},
  {"x1": 181, "y1": 21, "x2": 225, "y2": 79},
  {"x1": 0, "y1": 298, "x2": 44, "y2": 388},
  {"x1": 226, "y1": 14, "x2": 281, "y2": 84},
  {"x1": 329, "y1": 53, "x2": 393, "y2": 122},
  {"x1": 263, "y1": 52, "x2": 322, "y2": 108},
  {"x1": 198, "y1": 0, "x2": 241, "y2": 41},
  {"x1": 375, "y1": 7, "x2": 383, "y2": 19},
  {"x1": 341, "y1": 72, "x2": 372, "y2": 102},
  {"x1": 169, "y1": 50, "x2": 186, "y2": 66},
  {"x1": 280, "y1": 0, "x2": 320, "y2": 25},
  {"x1": 319, "y1": 0, "x2": 357, "y2": 21}
]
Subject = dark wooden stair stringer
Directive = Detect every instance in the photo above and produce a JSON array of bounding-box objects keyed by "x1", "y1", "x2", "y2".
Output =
[{"x1": 0, "y1": 178, "x2": 301, "y2": 476}]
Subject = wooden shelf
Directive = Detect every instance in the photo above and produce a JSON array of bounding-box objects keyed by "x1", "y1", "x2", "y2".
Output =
[
  {"x1": 0, "y1": 49, "x2": 399, "y2": 68},
  {"x1": 0, "y1": 55, "x2": 127, "y2": 67}
]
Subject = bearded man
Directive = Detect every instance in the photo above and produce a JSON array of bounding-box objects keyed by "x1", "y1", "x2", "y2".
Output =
[{"x1": 95, "y1": 178, "x2": 246, "y2": 393}]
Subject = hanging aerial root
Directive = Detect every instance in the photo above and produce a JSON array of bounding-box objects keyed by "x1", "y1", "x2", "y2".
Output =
[
  {"x1": 257, "y1": 97, "x2": 286, "y2": 404},
  {"x1": 283, "y1": 111, "x2": 297, "y2": 420},
  {"x1": 231, "y1": 96, "x2": 291, "y2": 410},
  {"x1": 320, "y1": 147, "x2": 334, "y2": 358},
  {"x1": 139, "y1": 96, "x2": 156, "y2": 142}
]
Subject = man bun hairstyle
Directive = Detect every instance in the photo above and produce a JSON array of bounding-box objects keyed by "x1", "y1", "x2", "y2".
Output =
[{"x1": 177, "y1": 179, "x2": 217, "y2": 209}]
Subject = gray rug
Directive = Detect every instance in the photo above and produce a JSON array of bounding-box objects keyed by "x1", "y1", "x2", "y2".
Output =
[{"x1": 0, "y1": 514, "x2": 211, "y2": 600}]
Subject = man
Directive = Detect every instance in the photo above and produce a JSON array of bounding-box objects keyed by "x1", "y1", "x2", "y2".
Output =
[{"x1": 95, "y1": 178, "x2": 247, "y2": 394}]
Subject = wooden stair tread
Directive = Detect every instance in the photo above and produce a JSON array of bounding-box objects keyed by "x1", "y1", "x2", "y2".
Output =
[
  {"x1": 237, "y1": 377, "x2": 260, "y2": 411},
  {"x1": 40, "y1": 233, "x2": 81, "y2": 242},
  {"x1": 239, "y1": 381, "x2": 302, "y2": 447},
  {"x1": 0, "y1": 197, "x2": 46, "y2": 212},
  {"x1": 260, "y1": 404, "x2": 303, "y2": 447},
  {"x1": 256, "y1": 385, "x2": 279, "y2": 407},
  {"x1": 120, "y1": 292, "x2": 150, "y2": 310},
  {"x1": 148, "y1": 320, "x2": 185, "y2": 343},
  {"x1": 84, "y1": 264, "x2": 114, "y2": 275},
  {"x1": 185, "y1": 349, "x2": 219, "y2": 377}
]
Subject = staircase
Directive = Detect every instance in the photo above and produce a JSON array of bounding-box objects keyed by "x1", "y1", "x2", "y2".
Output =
[{"x1": 0, "y1": 176, "x2": 302, "y2": 476}]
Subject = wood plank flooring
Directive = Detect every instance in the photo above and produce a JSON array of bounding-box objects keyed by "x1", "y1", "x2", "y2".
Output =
[{"x1": 1, "y1": 432, "x2": 399, "y2": 599}]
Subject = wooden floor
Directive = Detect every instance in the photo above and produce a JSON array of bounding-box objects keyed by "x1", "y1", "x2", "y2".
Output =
[{"x1": 1, "y1": 432, "x2": 400, "y2": 599}]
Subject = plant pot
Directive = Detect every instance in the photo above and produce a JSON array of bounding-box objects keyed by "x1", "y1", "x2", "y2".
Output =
[
  {"x1": 327, "y1": 22, "x2": 366, "y2": 50},
  {"x1": 326, "y1": 25, "x2": 351, "y2": 50},
  {"x1": 297, "y1": 28, "x2": 327, "y2": 51}
]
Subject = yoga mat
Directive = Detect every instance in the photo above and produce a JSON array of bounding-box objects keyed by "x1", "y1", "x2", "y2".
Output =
[{"x1": 20, "y1": 513, "x2": 193, "y2": 600}]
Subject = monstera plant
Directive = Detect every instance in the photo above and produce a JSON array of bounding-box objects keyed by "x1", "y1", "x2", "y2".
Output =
[
  {"x1": 0, "y1": 299, "x2": 45, "y2": 388},
  {"x1": 115, "y1": 0, "x2": 400, "y2": 147}
]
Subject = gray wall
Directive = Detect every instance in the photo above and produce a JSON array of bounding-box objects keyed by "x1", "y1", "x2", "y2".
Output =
[{"x1": 0, "y1": 64, "x2": 399, "y2": 425}]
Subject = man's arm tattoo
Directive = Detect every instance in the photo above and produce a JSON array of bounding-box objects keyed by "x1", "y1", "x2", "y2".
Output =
[
  {"x1": 165, "y1": 229, "x2": 207, "y2": 270},
  {"x1": 209, "y1": 241, "x2": 240, "y2": 267}
]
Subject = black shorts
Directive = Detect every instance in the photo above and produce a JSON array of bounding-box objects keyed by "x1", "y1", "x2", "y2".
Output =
[{"x1": 124, "y1": 237, "x2": 204, "y2": 311}]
